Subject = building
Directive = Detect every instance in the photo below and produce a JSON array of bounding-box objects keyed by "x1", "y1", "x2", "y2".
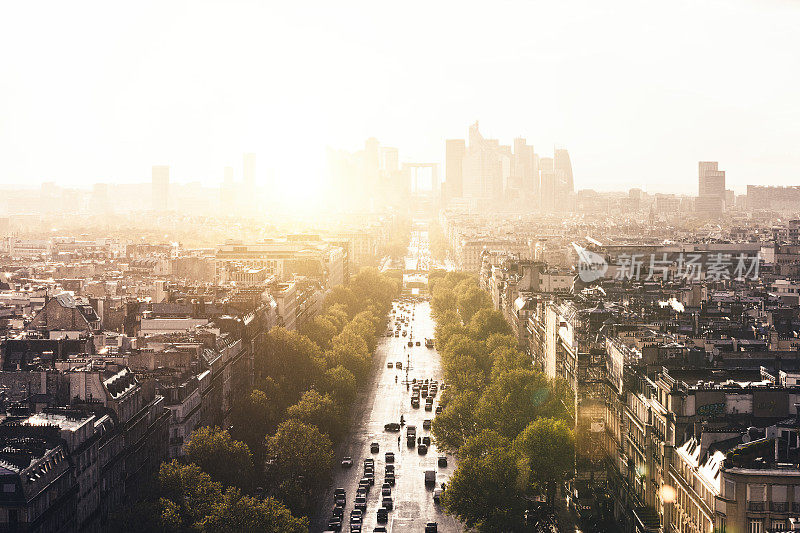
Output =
[
  {"x1": 696, "y1": 161, "x2": 726, "y2": 217},
  {"x1": 445, "y1": 139, "x2": 466, "y2": 199},
  {"x1": 151, "y1": 165, "x2": 170, "y2": 212}
]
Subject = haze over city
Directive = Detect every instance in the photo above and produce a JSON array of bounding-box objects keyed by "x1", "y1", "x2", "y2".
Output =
[
  {"x1": 4, "y1": 3, "x2": 800, "y2": 533},
  {"x1": 2, "y1": 0, "x2": 800, "y2": 199}
]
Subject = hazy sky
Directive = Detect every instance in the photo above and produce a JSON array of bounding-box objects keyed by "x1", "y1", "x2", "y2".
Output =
[{"x1": 1, "y1": 0, "x2": 799, "y2": 197}]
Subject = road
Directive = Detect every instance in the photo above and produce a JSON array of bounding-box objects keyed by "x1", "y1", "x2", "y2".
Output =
[{"x1": 313, "y1": 230, "x2": 463, "y2": 532}]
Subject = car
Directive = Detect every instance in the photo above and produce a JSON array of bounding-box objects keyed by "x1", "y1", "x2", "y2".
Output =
[
  {"x1": 333, "y1": 505, "x2": 344, "y2": 518},
  {"x1": 350, "y1": 509, "x2": 362, "y2": 520},
  {"x1": 382, "y1": 485, "x2": 391, "y2": 496},
  {"x1": 425, "y1": 402, "x2": 433, "y2": 412},
  {"x1": 435, "y1": 406, "x2": 442, "y2": 414},
  {"x1": 327, "y1": 518, "x2": 342, "y2": 531},
  {"x1": 341, "y1": 457, "x2": 353, "y2": 468},
  {"x1": 387, "y1": 362, "x2": 393, "y2": 368},
  {"x1": 438, "y1": 456, "x2": 448, "y2": 467},
  {"x1": 402, "y1": 331, "x2": 407, "y2": 336},
  {"x1": 359, "y1": 478, "x2": 370, "y2": 489},
  {"x1": 425, "y1": 522, "x2": 438, "y2": 533},
  {"x1": 422, "y1": 436, "x2": 431, "y2": 446},
  {"x1": 396, "y1": 361, "x2": 402, "y2": 369},
  {"x1": 416, "y1": 341, "x2": 421, "y2": 346},
  {"x1": 355, "y1": 496, "x2": 367, "y2": 512},
  {"x1": 425, "y1": 470, "x2": 436, "y2": 486},
  {"x1": 365, "y1": 473, "x2": 375, "y2": 485},
  {"x1": 364, "y1": 457, "x2": 374, "y2": 466},
  {"x1": 373, "y1": 527, "x2": 387, "y2": 532},
  {"x1": 370, "y1": 442, "x2": 379, "y2": 453},
  {"x1": 433, "y1": 488, "x2": 443, "y2": 503},
  {"x1": 382, "y1": 481, "x2": 391, "y2": 492},
  {"x1": 384, "y1": 422, "x2": 400, "y2": 432},
  {"x1": 418, "y1": 443, "x2": 428, "y2": 454},
  {"x1": 408, "y1": 341, "x2": 413, "y2": 347},
  {"x1": 394, "y1": 333, "x2": 399, "y2": 337},
  {"x1": 385, "y1": 452, "x2": 394, "y2": 463},
  {"x1": 385, "y1": 464, "x2": 395, "y2": 474},
  {"x1": 381, "y1": 496, "x2": 393, "y2": 510},
  {"x1": 411, "y1": 397, "x2": 420, "y2": 408},
  {"x1": 350, "y1": 524, "x2": 362, "y2": 532},
  {"x1": 376, "y1": 508, "x2": 388, "y2": 523},
  {"x1": 334, "y1": 487, "x2": 346, "y2": 499},
  {"x1": 423, "y1": 419, "x2": 431, "y2": 430},
  {"x1": 385, "y1": 474, "x2": 395, "y2": 486}
]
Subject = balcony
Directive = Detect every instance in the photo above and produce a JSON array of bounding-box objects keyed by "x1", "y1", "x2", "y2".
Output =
[
  {"x1": 747, "y1": 501, "x2": 765, "y2": 512},
  {"x1": 770, "y1": 502, "x2": 788, "y2": 512}
]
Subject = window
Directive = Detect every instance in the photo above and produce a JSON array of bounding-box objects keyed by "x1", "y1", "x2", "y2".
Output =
[
  {"x1": 772, "y1": 521, "x2": 786, "y2": 531},
  {"x1": 749, "y1": 520, "x2": 762, "y2": 533}
]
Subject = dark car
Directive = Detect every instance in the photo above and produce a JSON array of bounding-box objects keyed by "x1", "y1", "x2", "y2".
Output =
[
  {"x1": 385, "y1": 464, "x2": 395, "y2": 474},
  {"x1": 425, "y1": 523, "x2": 438, "y2": 533},
  {"x1": 418, "y1": 443, "x2": 428, "y2": 454},
  {"x1": 381, "y1": 496, "x2": 393, "y2": 510},
  {"x1": 435, "y1": 406, "x2": 442, "y2": 414},
  {"x1": 438, "y1": 456, "x2": 448, "y2": 467},
  {"x1": 327, "y1": 517, "x2": 342, "y2": 531},
  {"x1": 422, "y1": 436, "x2": 431, "y2": 446},
  {"x1": 384, "y1": 422, "x2": 400, "y2": 432},
  {"x1": 341, "y1": 456, "x2": 353, "y2": 468},
  {"x1": 376, "y1": 507, "x2": 388, "y2": 523},
  {"x1": 354, "y1": 495, "x2": 367, "y2": 512},
  {"x1": 370, "y1": 442, "x2": 379, "y2": 453},
  {"x1": 385, "y1": 473, "x2": 395, "y2": 486}
]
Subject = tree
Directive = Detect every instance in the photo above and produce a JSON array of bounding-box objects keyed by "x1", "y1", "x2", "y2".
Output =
[
  {"x1": 324, "y1": 286, "x2": 360, "y2": 317},
  {"x1": 264, "y1": 419, "x2": 334, "y2": 514},
  {"x1": 475, "y1": 369, "x2": 572, "y2": 439},
  {"x1": 186, "y1": 427, "x2": 254, "y2": 490},
  {"x1": 158, "y1": 461, "x2": 223, "y2": 531},
  {"x1": 489, "y1": 347, "x2": 531, "y2": 380},
  {"x1": 442, "y1": 432, "x2": 527, "y2": 532},
  {"x1": 485, "y1": 333, "x2": 518, "y2": 353},
  {"x1": 469, "y1": 308, "x2": 512, "y2": 340},
  {"x1": 456, "y1": 285, "x2": 492, "y2": 323},
  {"x1": 431, "y1": 287, "x2": 457, "y2": 317},
  {"x1": 431, "y1": 390, "x2": 480, "y2": 452},
  {"x1": 320, "y1": 365, "x2": 357, "y2": 406},
  {"x1": 200, "y1": 488, "x2": 308, "y2": 533},
  {"x1": 285, "y1": 390, "x2": 344, "y2": 441},
  {"x1": 230, "y1": 389, "x2": 280, "y2": 461},
  {"x1": 256, "y1": 328, "x2": 324, "y2": 408},
  {"x1": 299, "y1": 315, "x2": 338, "y2": 350},
  {"x1": 513, "y1": 418, "x2": 575, "y2": 504}
]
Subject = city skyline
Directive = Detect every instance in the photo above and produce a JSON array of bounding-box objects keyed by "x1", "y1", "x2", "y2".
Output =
[{"x1": 2, "y1": 0, "x2": 799, "y2": 197}]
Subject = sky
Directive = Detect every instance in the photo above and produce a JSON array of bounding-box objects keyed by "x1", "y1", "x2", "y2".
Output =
[{"x1": 1, "y1": 0, "x2": 799, "y2": 198}]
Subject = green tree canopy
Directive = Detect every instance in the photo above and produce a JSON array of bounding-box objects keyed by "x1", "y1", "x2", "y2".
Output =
[
  {"x1": 431, "y1": 390, "x2": 480, "y2": 452},
  {"x1": 264, "y1": 419, "x2": 333, "y2": 514},
  {"x1": 475, "y1": 369, "x2": 572, "y2": 439},
  {"x1": 513, "y1": 417, "x2": 575, "y2": 503},
  {"x1": 285, "y1": 389, "x2": 344, "y2": 441},
  {"x1": 442, "y1": 431, "x2": 527, "y2": 532},
  {"x1": 469, "y1": 308, "x2": 512, "y2": 340},
  {"x1": 200, "y1": 488, "x2": 309, "y2": 533},
  {"x1": 185, "y1": 427, "x2": 254, "y2": 490}
]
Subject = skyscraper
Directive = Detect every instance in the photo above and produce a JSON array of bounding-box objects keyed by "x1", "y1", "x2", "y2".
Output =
[
  {"x1": 696, "y1": 161, "x2": 726, "y2": 217},
  {"x1": 152, "y1": 165, "x2": 169, "y2": 212},
  {"x1": 554, "y1": 149, "x2": 574, "y2": 194},
  {"x1": 461, "y1": 122, "x2": 503, "y2": 201},
  {"x1": 512, "y1": 137, "x2": 536, "y2": 196},
  {"x1": 445, "y1": 139, "x2": 466, "y2": 199}
]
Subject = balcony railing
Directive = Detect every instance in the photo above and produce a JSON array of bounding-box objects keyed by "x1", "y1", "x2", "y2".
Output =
[
  {"x1": 770, "y1": 502, "x2": 788, "y2": 512},
  {"x1": 747, "y1": 501, "x2": 765, "y2": 512}
]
